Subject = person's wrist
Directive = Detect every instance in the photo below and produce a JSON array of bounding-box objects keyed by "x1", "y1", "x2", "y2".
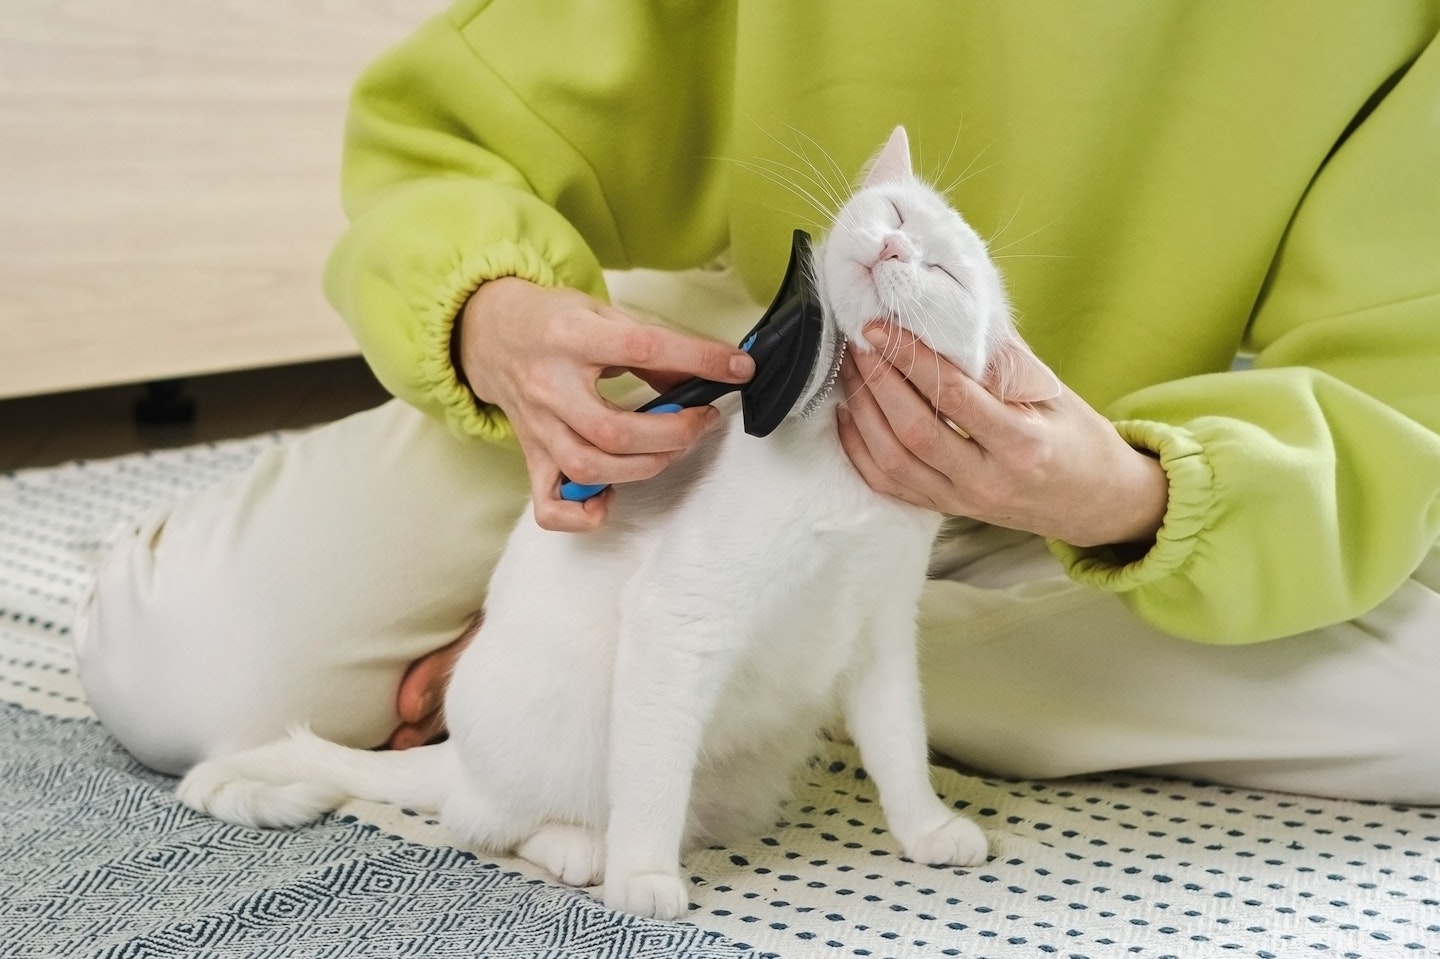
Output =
[
  {"x1": 1099, "y1": 448, "x2": 1167, "y2": 548},
  {"x1": 449, "y1": 304, "x2": 475, "y2": 393},
  {"x1": 1061, "y1": 447, "x2": 1167, "y2": 550},
  {"x1": 453, "y1": 277, "x2": 537, "y2": 403}
]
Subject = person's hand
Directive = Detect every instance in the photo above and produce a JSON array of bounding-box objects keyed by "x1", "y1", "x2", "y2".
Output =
[
  {"x1": 837, "y1": 325, "x2": 1167, "y2": 548},
  {"x1": 388, "y1": 631, "x2": 471, "y2": 750},
  {"x1": 455, "y1": 278, "x2": 756, "y2": 531}
]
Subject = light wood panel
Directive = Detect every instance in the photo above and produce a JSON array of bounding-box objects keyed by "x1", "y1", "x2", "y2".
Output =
[{"x1": 0, "y1": 0, "x2": 444, "y2": 399}]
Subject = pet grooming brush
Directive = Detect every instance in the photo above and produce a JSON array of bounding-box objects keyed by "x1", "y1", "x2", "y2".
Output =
[{"x1": 561, "y1": 229, "x2": 844, "y2": 501}]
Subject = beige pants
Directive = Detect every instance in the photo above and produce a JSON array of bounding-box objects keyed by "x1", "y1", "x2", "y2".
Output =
[{"x1": 73, "y1": 270, "x2": 1440, "y2": 803}]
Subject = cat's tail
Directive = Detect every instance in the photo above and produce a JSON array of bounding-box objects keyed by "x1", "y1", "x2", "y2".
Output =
[{"x1": 176, "y1": 726, "x2": 455, "y2": 829}]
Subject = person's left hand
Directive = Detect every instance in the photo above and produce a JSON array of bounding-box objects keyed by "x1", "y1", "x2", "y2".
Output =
[{"x1": 837, "y1": 325, "x2": 1168, "y2": 548}]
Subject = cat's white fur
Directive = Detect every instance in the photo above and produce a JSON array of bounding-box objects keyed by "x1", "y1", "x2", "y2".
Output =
[{"x1": 176, "y1": 127, "x2": 1058, "y2": 921}]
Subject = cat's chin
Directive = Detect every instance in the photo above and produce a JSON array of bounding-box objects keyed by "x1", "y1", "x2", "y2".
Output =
[{"x1": 822, "y1": 307, "x2": 888, "y2": 351}]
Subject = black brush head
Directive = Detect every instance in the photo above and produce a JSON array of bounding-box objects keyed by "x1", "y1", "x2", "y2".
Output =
[{"x1": 738, "y1": 230, "x2": 828, "y2": 437}]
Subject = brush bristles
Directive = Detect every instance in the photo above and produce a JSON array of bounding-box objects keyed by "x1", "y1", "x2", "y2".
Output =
[{"x1": 799, "y1": 332, "x2": 847, "y2": 419}]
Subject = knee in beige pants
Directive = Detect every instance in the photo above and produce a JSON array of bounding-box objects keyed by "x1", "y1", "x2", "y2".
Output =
[
  {"x1": 918, "y1": 523, "x2": 1440, "y2": 803},
  {"x1": 73, "y1": 400, "x2": 529, "y2": 774}
]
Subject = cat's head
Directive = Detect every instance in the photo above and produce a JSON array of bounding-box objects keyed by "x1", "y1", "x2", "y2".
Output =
[{"x1": 816, "y1": 126, "x2": 1059, "y2": 404}]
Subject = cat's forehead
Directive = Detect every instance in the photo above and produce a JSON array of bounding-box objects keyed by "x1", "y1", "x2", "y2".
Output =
[
  {"x1": 858, "y1": 180, "x2": 954, "y2": 218},
  {"x1": 850, "y1": 181, "x2": 979, "y2": 245}
]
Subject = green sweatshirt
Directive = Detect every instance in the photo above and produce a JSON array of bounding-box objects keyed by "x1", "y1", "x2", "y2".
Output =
[{"x1": 323, "y1": 0, "x2": 1440, "y2": 645}]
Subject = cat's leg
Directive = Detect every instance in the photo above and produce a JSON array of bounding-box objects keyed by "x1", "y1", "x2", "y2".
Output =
[
  {"x1": 432, "y1": 780, "x2": 536, "y2": 858},
  {"x1": 844, "y1": 588, "x2": 988, "y2": 868},
  {"x1": 177, "y1": 727, "x2": 453, "y2": 828},
  {"x1": 515, "y1": 823, "x2": 606, "y2": 887},
  {"x1": 601, "y1": 595, "x2": 740, "y2": 919},
  {"x1": 432, "y1": 512, "x2": 624, "y2": 880},
  {"x1": 686, "y1": 728, "x2": 819, "y2": 848}
]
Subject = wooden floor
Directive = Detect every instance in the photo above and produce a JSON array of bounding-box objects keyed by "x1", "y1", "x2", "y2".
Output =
[{"x1": 0, "y1": 357, "x2": 391, "y2": 472}]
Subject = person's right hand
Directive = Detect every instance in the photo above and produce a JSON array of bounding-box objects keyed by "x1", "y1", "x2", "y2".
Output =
[{"x1": 455, "y1": 277, "x2": 755, "y2": 532}]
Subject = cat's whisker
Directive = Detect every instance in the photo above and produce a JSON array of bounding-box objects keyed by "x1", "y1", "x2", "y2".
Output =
[
  {"x1": 739, "y1": 122, "x2": 844, "y2": 211},
  {"x1": 848, "y1": 319, "x2": 909, "y2": 400},
  {"x1": 885, "y1": 319, "x2": 924, "y2": 382},
  {"x1": 929, "y1": 123, "x2": 967, "y2": 193},
  {"x1": 985, "y1": 195, "x2": 1027, "y2": 251},
  {"x1": 719, "y1": 156, "x2": 839, "y2": 224},
  {"x1": 753, "y1": 121, "x2": 850, "y2": 212},
  {"x1": 747, "y1": 153, "x2": 845, "y2": 220},
  {"x1": 780, "y1": 122, "x2": 853, "y2": 203},
  {"x1": 938, "y1": 142, "x2": 996, "y2": 197},
  {"x1": 723, "y1": 156, "x2": 837, "y2": 218},
  {"x1": 760, "y1": 203, "x2": 825, "y2": 234},
  {"x1": 907, "y1": 292, "x2": 958, "y2": 420},
  {"x1": 988, "y1": 211, "x2": 1065, "y2": 257}
]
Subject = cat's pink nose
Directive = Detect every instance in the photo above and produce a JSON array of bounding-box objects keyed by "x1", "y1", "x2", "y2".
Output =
[{"x1": 878, "y1": 234, "x2": 910, "y2": 262}]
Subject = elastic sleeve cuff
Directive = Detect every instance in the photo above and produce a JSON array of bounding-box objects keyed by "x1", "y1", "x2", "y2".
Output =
[
  {"x1": 417, "y1": 241, "x2": 579, "y2": 444},
  {"x1": 1048, "y1": 419, "x2": 1217, "y2": 591},
  {"x1": 326, "y1": 170, "x2": 611, "y2": 446}
]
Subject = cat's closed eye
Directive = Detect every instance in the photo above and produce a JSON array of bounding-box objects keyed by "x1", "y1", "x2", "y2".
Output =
[{"x1": 889, "y1": 198, "x2": 905, "y2": 226}]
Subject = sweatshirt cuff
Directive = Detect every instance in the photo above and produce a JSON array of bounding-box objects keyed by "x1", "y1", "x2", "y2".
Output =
[
  {"x1": 417, "y1": 241, "x2": 568, "y2": 443},
  {"x1": 1048, "y1": 419, "x2": 1216, "y2": 591}
]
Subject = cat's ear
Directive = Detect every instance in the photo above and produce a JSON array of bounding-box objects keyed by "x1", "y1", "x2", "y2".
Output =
[
  {"x1": 863, "y1": 126, "x2": 912, "y2": 187},
  {"x1": 983, "y1": 333, "x2": 1062, "y2": 405}
]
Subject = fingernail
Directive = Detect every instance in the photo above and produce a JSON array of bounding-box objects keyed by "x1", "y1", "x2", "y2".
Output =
[
  {"x1": 864, "y1": 328, "x2": 887, "y2": 349},
  {"x1": 730, "y1": 353, "x2": 755, "y2": 379}
]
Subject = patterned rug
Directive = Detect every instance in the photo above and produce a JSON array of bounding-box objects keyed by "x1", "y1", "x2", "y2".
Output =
[{"x1": 2, "y1": 435, "x2": 1437, "y2": 959}]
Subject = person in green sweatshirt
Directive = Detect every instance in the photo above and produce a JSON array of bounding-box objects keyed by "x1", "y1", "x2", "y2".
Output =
[{"x1": 74, "y1": 2, "x2": 1440, "y2": 802}]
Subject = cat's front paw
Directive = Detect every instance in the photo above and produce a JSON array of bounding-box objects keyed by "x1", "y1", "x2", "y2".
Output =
[
  {"x1": 176, "y1": 756, "x2": 342, "y2": 829},
  {"x1": 901, "y1": 814, "x2": 988, "y2": 867},
  {"x1": 604, "y1": 870, "x2": 689, "y2": 920}
]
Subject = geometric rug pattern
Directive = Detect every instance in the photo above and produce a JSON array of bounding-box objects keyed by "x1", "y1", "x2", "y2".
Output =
[
  {"x1": 2, "y1": 436, "x2": 1436, "y2": 958},
  {"x1": 0, "y1": 704, "x2": 748, "y2": 959}
]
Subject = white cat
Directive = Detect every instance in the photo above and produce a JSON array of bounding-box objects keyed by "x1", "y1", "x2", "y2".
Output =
[{"x1": 176, "y1": 126, "x2": 1059, "y2": 921}]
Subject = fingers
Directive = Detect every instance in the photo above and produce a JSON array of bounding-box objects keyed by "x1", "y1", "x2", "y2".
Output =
[
  {"x1": 524, "y1": 440, "x2": 614, "y2": 533},
  {"x1": 387, "y1": 715, "x2": 446, "y2": 750},
  {"x1": 859, "y1": 325, "x2": 1012, "y2": 445},
  {"x1": 568, "y1": 402, "x2": 721, "y2": 458},
  {"x1": 591, "y1": 307, "x2": 756, "y2": 385},
  {"x1": 837, "y1": 353, "x2": 954, "y2": 510},
  {"x1": 526, "y1": 404, "x2": 717, "y2": 527},
  {"x1": 837, "y1": 403, "x2": 935, "y2": 511},
  {"x1": 389, "y1": 629, "x2": 475, "y2": 751},
  {"x1": 524, "y1": 405, "x2": 718, "y2": 532},
  {"x1": 841, "y1": 324, "x2": 1161, "y2": 545},
  {"x1": 532, "y1": 491, "x2": 612, "y2": 534},
  {"x1": 458, "y1": 280, "x2": 753, "y2": 529},
  {"x1": 846, "y1": 345, "x2": 977, "y2": 477}
]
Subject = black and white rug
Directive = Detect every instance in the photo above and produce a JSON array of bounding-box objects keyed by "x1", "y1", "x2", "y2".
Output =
[{"x1": 2, "y1": 436, "x2": 1436, "y2": 958}]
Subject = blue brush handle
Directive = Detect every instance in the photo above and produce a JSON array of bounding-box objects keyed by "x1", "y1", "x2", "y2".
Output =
[{"x1": 559, "y1": 403, "x2": 684, "y2": 501}]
